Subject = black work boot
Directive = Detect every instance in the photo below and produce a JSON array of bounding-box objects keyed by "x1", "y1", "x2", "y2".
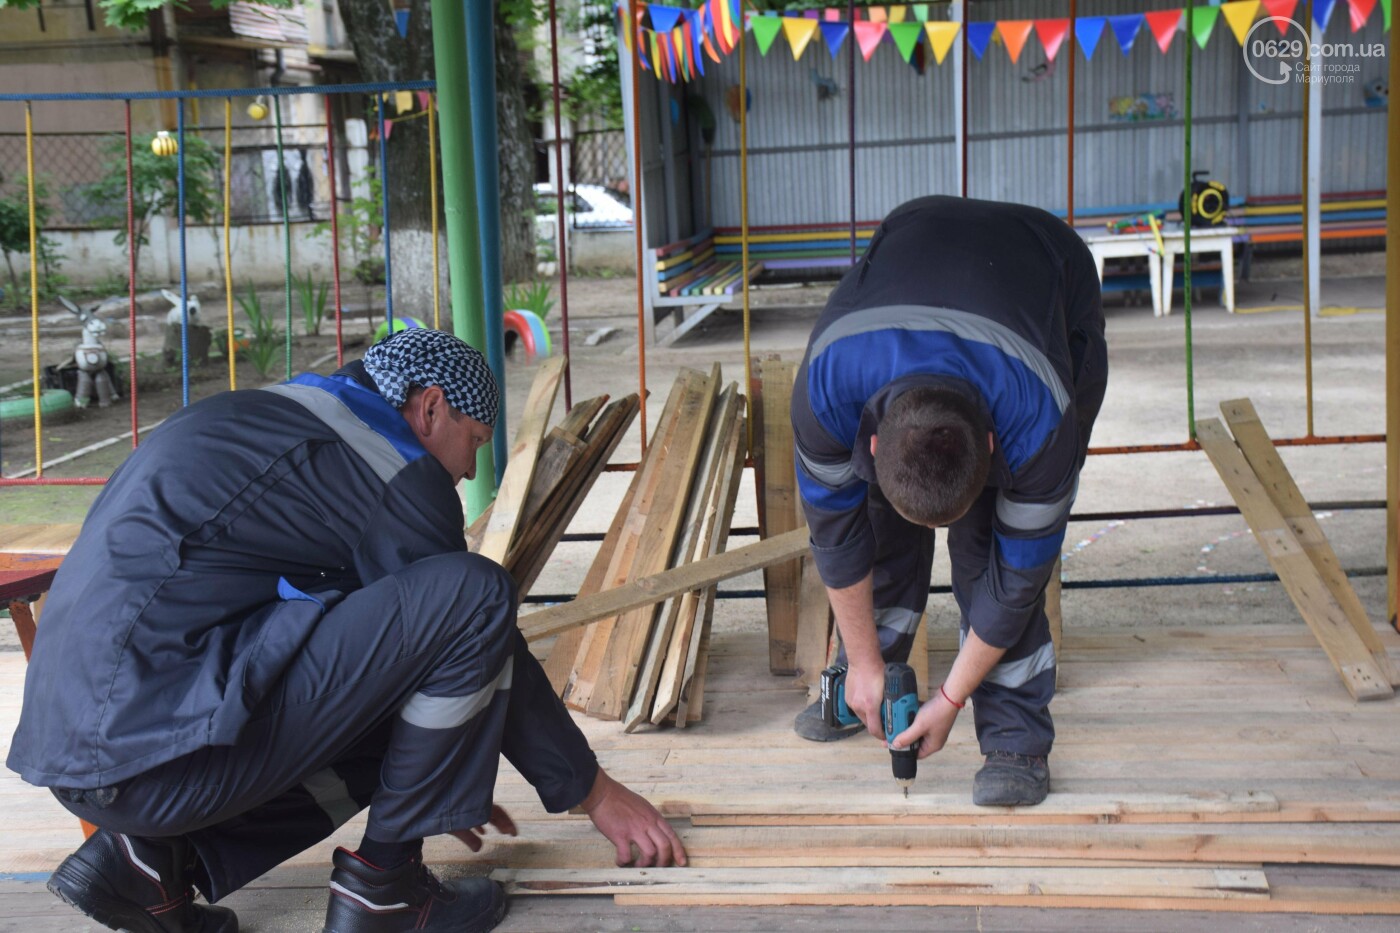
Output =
[
  {"x1": 972, "y1": 751, "x2": 1050, "y2": 807},
  {"x1": 793, "y1": 699, "x2": 863, "y2": 742},
  {"x1": 322, "y1": 847, "x2": 506, "y2": 933},
  {"x1": 47, "y1": 829, "x2": 237, "y2": 932}
]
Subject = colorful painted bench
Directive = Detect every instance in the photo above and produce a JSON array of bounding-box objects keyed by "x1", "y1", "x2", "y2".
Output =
[{"x1": 644, "y1": 230, "x2": 764, "y2": 345}]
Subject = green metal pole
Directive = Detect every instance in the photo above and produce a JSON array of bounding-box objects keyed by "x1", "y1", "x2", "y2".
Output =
[
  {"x1": 1183, "y1": 0, "x2": 1196, "y2": 440},
  {"x1": 430, "y1": 0, "x2": 494, "y2": 520}
]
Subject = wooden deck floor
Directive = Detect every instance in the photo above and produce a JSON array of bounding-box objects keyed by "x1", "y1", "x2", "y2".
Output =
[{"x1": 4, "y1": 621, "x2": 1400, "y2": 930}]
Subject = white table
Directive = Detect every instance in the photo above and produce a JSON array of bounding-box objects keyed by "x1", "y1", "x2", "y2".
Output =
[
  {"x1": 1081, "y1": 225, "x2": 1239, "y2": 317},
  {"x1": 1159, "y1": 226, "x2": 1239, "y2": 315},
  {"x1": 1082, "y1": 230, "x2": 1166, "y2": 316}
]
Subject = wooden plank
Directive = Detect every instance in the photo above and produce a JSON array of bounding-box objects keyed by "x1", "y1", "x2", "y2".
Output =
[
  {"x1": 521, "y1": 528, "x2": 811, "y2": 643},
  {"x1": 625, "y1": 382, "x2": 739, "y2": 731},
  {"x1": 588, "y1": 370, "x2": 721, "y2": 719},
  {"x1": 1047, "y1": 557, "x2": 1063, "y2": 687},
  {"x1": 1195, "y1": 419, "x2": 1391, "y2": 701},
  {"x1": 656, "y1": 402, "x2": 748, "y2": 724},
  {"x1": 0, "y1": 525, "x2": 81, "y2": 553},
  {"x1": 613, "y1": 892, "x2": 1400, "y2": 914},
  {"x1": 910, "y1": 611, "x2": 930, "y2": 701},
  {"x1": 509, "y1": 396, "x2": 640, "y2": 600},
  {"x1": 499, "y1": 866, "x2": 1270, "y2": 901},
  {"x1": 517, "y1": 426, "x2": 587, "y2": 532},
  {"x1": 477, "y1": 355, "x2": 567, "y2": 564},
  {"x1": 793, "y1": 555, "x2": 831, "y2": 692},
  {"x1": 1220, "y1": 398, "x2": 1399, "y2": 687},
  {"x1": 566, "y1": 374, "x2": 694, "y2": 710},
  {"x1": 759, "y1": 358, "x2": 800, "y2": 675}
]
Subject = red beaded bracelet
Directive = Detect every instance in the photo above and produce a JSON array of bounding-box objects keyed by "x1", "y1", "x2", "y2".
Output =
[{"x1": 939, "y1": 684, "x2": 966, "y2": 710}]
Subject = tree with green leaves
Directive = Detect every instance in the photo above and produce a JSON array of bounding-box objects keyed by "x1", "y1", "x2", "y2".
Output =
[
  {"x1": 86, "y1": 132, "x2": 222, "y2": 281},
  {"x1": 0, "y1": 174, "x2": 66, "y2": 308}
]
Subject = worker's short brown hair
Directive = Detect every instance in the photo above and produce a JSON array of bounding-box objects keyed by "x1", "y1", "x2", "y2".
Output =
[{"x1": 873, "y1": 388, "x2": 990, "y2": 527}]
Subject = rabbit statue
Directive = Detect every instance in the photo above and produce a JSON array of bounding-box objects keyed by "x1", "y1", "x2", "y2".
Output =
[{"x1": 60, "y1": 296, "x2": 117, "y2": 408}]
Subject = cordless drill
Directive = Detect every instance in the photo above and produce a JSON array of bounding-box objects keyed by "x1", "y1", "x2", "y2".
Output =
[{"x1": 819, "y1": 661, "x2": 921, "y2": 796}]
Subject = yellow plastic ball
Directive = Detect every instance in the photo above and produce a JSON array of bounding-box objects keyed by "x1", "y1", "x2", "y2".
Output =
[
  {"x1": 246, "y1": 100, "x2": 269, "y2": 121},
  {"x1": 151, "y1": 131, "x2": 179, "y2": 158}
]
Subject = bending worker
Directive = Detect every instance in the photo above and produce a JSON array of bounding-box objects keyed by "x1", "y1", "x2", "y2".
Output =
[
  {"x1": 9, "y1": 327, "x2": 685, "y2": 933},
  {"x1": 791, "y1": 196, "x2": 1108, "y2": 807}
]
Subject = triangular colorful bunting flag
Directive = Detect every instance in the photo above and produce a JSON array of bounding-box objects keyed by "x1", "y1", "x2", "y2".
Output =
[
  {"x1": 924, "y1": 21, "x2": 960, "y2": 64},
  {"x1": 751, "y1": 15, "x2": 784, "y2": 55},
  {"x1": 1034, "y1": 18, "x2": 1071, "y2": 61},
  {"x1": 888, "y1": 22, "x2": 923, "y2": 61},
  {"x1": 1349, "y1": 0, "x2": 1377, "y2": 31},
  {"x1": 1384, "y1": 0, "x2": 1392, "y2": 29},
  {"x1": 1261, "y1": 0, "x2": 1295, "y2": 33},
  {"x1": 1076, "y1": 17, "x2": 1107, "y2": 58},
  {"x1": 1221, "y1": 1, "x2": 1261, "y2": 45},
  {"x1": 967, "y1": 21, "x2": 996, "y2": 59},
  {"x1": 394, "y1": 9, "x2": 408, "y2": 37},
  {"x1": 853, "y1": 20, "x2": 888, "y2": 60},
  {"x1": 1145, "y1": 9, "x2": 1182, "y2": 53},
  {"x1": 1109, "y1": 13, "x2": 1144, "y2": 54},
  {"x1": 783, "y1": 16, "x2": 820, "y2": 60},
  {"x1": 868, "y1": 7, "x2": 888, "y2": 23},
  {"x1": 913, "y1": 4, "x2": 930, "y2": 22},
  {"x1": 1315, "y1": 0, "x2": 1338, "y2": 28},
  {"x1": 649, "y1": 5, "x2": 683, "y2": 34},
  {"x1": 1190, "y1": 6, "x2": 1221, "y2": 46},
  {"x1": 710, "y1": 0, "x2": 734, "y2": 54},
  {"x1": 824, "y1": 8, "x2": 842, "y2": 22},
  {"x1": 649, "y1": 30, "x2": 662, "y2": 76},
  {"x1": 820, "y1": 21, "x2": 851, "y2": 57},
  {"x1": 889, "y1": 5, "x2": 908, "y2": 23},
  {"x1": 997, "y1": 20, "x2": 1034, "y2": 63}
]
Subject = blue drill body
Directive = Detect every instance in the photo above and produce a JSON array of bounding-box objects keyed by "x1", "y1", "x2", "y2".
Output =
[{"x1": 819, "y1": 662, "x2": 921, "y2": 794}]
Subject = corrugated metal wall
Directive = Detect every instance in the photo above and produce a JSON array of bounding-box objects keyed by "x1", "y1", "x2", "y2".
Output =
[{"x1": 634, "y1": 0, "x2": 1387, "y2": 244}]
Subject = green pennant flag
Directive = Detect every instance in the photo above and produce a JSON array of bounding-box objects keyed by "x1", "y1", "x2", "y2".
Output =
[
  {"x1": 912, "y1": 3, "x2": 930, "y2": 21},
  {"x1": 751, "y1": 15, "x2": 784, "y2": 55},
  {"x1": 888, "y1": 21, "x2": 924, "y2": 62},
  {"x1": 1191, "y1": 5, "x2": 1220, "y2": 47},
  {"x1": 1383, "y1": 0, "x2": 1391, "y2": 30}
]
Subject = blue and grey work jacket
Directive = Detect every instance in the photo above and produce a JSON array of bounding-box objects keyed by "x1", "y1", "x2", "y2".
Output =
[
  {"x1": 791, "y1": 196, "x2": 1108, "y2": 649},
  {"x1": 9, "y1": 363, "x2": 595, "y2": 807}
]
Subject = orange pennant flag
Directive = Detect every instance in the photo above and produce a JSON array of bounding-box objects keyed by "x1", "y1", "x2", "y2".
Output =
[{"x1": 997, "y1": 20, "x2": 1034, "y2": 63}]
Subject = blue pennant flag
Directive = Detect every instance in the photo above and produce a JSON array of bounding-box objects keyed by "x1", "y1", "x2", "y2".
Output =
[
  {"x1": 1075, "y1": 16, "x2": 1106, "y2": 59},
  {"x1": 689, "y1": 9, "x2": 705, "y2": 77},
  {"x1": 648, "y1": 4, "x2": 684, "y2": 33},
  {"x1": 1313, "y1": 0, "x2": 1337, "y2": 29},
  {"x1": 967, "y1": 21, "x2": 995, "y2": 60},
  {"x1": 820, "y1": 21, "x2": 851, "y2": 58},
  {"x1": 1109, "y1": 13, "x2": 1144, "y2": 55},
  {"x1": 394, "y1": 8, "x2": 409, "y2": 37}
]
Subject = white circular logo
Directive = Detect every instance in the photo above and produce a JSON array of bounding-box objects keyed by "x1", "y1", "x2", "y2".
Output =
[{"x1": 1243, "y1": 16, "x2": 1309, "y2": 86}]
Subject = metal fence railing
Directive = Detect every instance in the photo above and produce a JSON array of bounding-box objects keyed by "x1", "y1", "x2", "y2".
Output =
[{"x1": 571, "y1": 127, "x2": 625, "y2": 188}]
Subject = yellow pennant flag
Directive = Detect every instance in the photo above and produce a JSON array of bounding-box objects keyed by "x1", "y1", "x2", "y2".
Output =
[
  {"x1": 1221, "y1": 0, "x2": 1262, "y2": 45},
  {"x1": 888, "y1": 4, "x2": 908, "y2": 23},
  {"x1": 782, "y1": 17, "x2": 820, "y2": 60},
  {"x1": 395, "y1": 91, "x2": 413, "y2": 115},
  {"x1": 924, "y1": 21, "x2": 961, "y2": 65}
]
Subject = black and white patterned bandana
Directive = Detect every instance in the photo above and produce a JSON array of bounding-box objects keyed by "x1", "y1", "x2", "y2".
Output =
[{"x1": 363, "y1": 327, "x2": 499, "y2": 427}]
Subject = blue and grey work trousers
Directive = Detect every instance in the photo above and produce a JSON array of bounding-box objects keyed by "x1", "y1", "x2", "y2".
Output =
[{"x1": 53, "y1": 552, "x2": 597, "y2": 902}]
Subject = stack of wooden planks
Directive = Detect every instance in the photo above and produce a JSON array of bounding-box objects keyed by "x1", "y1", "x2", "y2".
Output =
[
  {"x1": 1197, "y1": 398, "x2": 1398, "y2": 702},
  {"x1": 539, "y1": 366, "x2": 749, "y2": 728},
  {"x1": 468, "y1": 355, "x2": 641, "y2": 603}
]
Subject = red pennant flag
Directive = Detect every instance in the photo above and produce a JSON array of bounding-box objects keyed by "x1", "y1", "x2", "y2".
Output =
[
  {"x1": 998, "y1": 20, "x2": 1035, "y2": 63},
  {"x1": 1034, "y1": 18, "x2": 1071, "y2": 61},
  {"x1": 1145, "y1": 9, "x2": 1182, "y2": 53},
  {"x1": 1349, "y1": 0, "x2": 1377, "y2": 30},
  {"x1": 1262, "y1": 0, "x2": 1298, "y2": 33},
  {"x1": 680, "y1": 19, "x2": 693, "y2": 80},
  {"x1": 416, "y1": 91, "x2": 432, "y2": 111},
  {"x1": 853, "y1": 20, "x2": 887, "y2": 60}
]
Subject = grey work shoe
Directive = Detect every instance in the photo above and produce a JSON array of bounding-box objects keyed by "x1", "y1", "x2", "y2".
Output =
[
  {"x1": 972, "y1": 751, "x2": 1050, "y2": 807},
  {"x1": 47, "y1": 829, "x2": 237, "y2": 933},
  {"x1": 793, "y1": 699, "x2": 864, "y2": 742}
]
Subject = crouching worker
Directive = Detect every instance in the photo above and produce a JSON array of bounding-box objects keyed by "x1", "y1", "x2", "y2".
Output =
[
  {"x1": 8, "y1": 327, "x2": 686, "y2": 933},
  {"x1": 791, "y1": 196, "x2": 1108, "y2": 807}
]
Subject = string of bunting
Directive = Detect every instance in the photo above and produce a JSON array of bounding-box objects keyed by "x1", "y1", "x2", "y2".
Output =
[{"x1": 620, "y1": 0, "x2": 1391, "y2": 83}]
